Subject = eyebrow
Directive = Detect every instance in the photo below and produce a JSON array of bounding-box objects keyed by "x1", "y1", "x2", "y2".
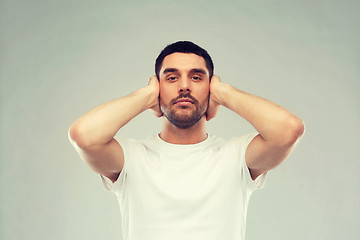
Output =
[
  {"x1": 162, "y1": 68, "x2": 178, "y2": 75},
  {"x1": 162, "y1": 68, "x2": 208, "y2": 75},
  {"x1": 189, "y1": 68, "x2": 207, "y2": 75}
]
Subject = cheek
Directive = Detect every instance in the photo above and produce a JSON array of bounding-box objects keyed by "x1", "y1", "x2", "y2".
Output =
[
  {"x1": 159, "y1": 82, "x2": 168, "y2": 98},
  {"x1": 195, "y1": 84, "x2": 210, "y2": 100},
  {"x1": 159, "y1": 84, "x2": 174, "y2": 104}
]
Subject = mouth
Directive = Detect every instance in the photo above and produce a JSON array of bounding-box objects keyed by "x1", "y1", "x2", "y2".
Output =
[{"x1": 175, "y1": 98, "x2": 194, "y2": 106}]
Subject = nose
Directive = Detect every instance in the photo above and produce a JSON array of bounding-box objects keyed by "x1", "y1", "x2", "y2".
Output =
[{"x1": 178, "y1": 78, "x2": 191, "y2": 93}]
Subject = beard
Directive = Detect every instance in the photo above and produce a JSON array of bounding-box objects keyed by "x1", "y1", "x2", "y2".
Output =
[{"x1": 160, "y1": 92, "x2": 208, "y2": 129}]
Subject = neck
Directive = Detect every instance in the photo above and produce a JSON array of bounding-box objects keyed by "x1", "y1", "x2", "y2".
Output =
[{"x1": 159, "y1": 116, "x2": 207, "y2": 144}]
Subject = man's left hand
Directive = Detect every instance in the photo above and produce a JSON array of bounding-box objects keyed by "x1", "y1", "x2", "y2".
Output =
[{"x1": 206, "y1": 75, "x2": 222, "y2": 121}]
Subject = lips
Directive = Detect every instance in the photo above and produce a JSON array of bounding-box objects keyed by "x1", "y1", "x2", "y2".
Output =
[
  {"x1": 175, "y1": 98, "x2": 194, "y2": 104},
  {"x1": 170, "y1": 93, "x2": 198, "y2": 106},
  {"x1": 174, "y1": 98, "x2": 194, "y2": 107}
]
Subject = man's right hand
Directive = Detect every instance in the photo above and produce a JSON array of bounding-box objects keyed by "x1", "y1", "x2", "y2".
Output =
[
  {"x1": 147, "y1": 75, "x2": 163, "y2": 117},
  {"x1": 69, "y1": 75, "x2": 164, "y2": 182}
]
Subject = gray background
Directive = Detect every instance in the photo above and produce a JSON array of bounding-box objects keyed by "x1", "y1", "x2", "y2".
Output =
[{"x1": 1, "y1": 0, "x2": 359, "y2": 239}]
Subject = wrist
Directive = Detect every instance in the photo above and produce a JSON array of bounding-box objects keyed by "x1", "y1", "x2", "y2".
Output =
[
  {"x1": 211, "y1": 81, "x2": 231, "y2": 106},
  {"x1": 139, "y1": 85, "x2": 159, "y2": 110}
]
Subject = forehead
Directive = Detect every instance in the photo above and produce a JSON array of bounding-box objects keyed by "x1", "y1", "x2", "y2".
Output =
[{"x1": 160, "y1": 53, "x2": 208, "y2": 75}]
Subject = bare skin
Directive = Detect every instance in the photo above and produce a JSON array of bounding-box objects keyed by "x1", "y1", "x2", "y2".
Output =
[
  {"x1": 207, "y1": 76, "x2": 304, "y2": 179},
  {"x1": 69, "y1": 52, "x2": 304, "y2": 182},
  {"x1": 157, "y1": 53, "x2": 210, "y2": 144}
]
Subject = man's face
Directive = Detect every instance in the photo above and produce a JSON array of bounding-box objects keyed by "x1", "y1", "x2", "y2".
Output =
[{"x1": 159, "y1": 52, "x2": 210, "y2": 129}]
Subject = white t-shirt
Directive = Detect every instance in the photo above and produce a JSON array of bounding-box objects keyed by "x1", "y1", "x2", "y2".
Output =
[{"x1": 101, "y1": 133, "x2": 267, "y2": 240}]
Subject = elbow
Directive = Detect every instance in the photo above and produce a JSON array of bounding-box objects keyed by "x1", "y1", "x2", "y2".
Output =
[
  {"x1": 283, "y1": 116, "x2": 305, "y2": 146},
  {"x1": 292, "y1": 116, "x2": 305, "y2": 139},
  {"x1": 272, "y1": 116, "x2": 305, "y2": 147},
  {"x1": 68, "y1": 121, "x2": 93, "y2": 149}
]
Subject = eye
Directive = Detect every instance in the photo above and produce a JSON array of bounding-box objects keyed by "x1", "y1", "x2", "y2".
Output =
[
  {"x1": 191, "y1": 76, "x2": 202, "y2": 81},
  {"x1": 166, "y1": 76, "x2": 178, "y2": 82}
]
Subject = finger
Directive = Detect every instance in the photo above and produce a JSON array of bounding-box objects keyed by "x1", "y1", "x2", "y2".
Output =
[
  {"x1": 147, "y1": 75, "x2": 158, "y2": 85},
  {"x1": 211, "y1": 75, "x2": 221, "y2": 83},
  {"x1": 206, "y1": 99, "x2": 220, "y2": 121}
]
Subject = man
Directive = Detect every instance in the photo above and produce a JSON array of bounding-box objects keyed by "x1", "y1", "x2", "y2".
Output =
[{"x1": 69, "y1": 41, "x2": 304, "y2": 240}]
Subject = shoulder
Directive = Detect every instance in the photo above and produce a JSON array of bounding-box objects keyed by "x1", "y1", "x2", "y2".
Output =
[
  {"x1": 115, "y1": 136, "x2": 153, "y2": 149},
  {"x1": 113, "y1": 136, "x2": 150, "y2": 160},
  {"x1": 223, "y1": 133, "x2": 259, "y2": 151}
]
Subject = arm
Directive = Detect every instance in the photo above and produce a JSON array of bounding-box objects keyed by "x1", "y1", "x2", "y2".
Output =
[
  {"x1": 68, "y1": 76, "x2": 161, "y2": 182},
  {"x1": 207, "y1": 76, "x2": 305, "y2": 180}
]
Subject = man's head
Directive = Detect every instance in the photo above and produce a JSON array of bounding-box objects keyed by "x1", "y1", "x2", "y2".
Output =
[
  {"x1": 155, "y1": 41, "x2": 214, "y2": 129},
  {"x1": 155, "y1": 41, "x2": 214, "y2": 80}
]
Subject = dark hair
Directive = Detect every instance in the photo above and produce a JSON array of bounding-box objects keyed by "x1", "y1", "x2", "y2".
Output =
[{"x1": 155, "y1": 41, "x2": 214, "y2": 80}]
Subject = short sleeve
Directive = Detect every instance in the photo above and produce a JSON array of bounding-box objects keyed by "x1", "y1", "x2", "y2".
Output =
[
  {"x1": 231, "y1": 133, "x2": 268, "y2": 192},
  {"x1": 100, "y1": 137, "x2": 130, "y2": 194}
]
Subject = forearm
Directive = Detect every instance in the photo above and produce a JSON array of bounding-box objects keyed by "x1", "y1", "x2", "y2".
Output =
[
  {"x1": 69, "y1": 86, "x2": 156, "y2": 148},
  {"x1": 215, "y1": 82, "x2": 304, "y2": 144}
]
